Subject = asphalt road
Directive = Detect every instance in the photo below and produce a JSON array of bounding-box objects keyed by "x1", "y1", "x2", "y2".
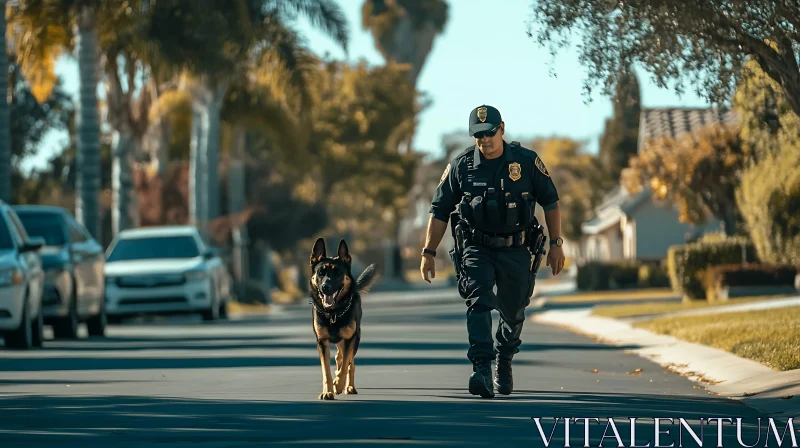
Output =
[{"x1": 0, "y1": 287, "x2": 785, "y2": 447}]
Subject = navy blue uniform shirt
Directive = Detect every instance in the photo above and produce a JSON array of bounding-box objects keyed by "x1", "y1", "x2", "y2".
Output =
[{"x1": 429, "y1": 140, "x2": 559, "y2": 225}]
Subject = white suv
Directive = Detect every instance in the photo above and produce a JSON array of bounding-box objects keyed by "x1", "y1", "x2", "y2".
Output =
[
  {"x1": 0, "y1": 201, "x2": 46, "y2": 349},
  {"x1": 104, "y1": 226, "x2": 230, "y2": 322}
]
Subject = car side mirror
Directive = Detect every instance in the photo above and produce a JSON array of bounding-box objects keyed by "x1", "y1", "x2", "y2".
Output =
[
  {"x1": 204, "y1": 248, "x2": 217, "y2": 259},
  {"x1": 22, "y1": 237, "x2": 46, "y2": 253}
]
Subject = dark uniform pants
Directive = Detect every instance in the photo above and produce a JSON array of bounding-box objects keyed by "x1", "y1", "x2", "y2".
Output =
[{"x1": 457, "y1": 242, "x2": 535, "y2": 363}]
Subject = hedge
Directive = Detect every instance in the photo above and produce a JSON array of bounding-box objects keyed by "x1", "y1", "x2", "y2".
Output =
[
  {"x1": 637, "y1": 263, "x2": 671, "y2": 288},
  {"x1": 702, "y1": 263, "x2": 799, "y2": 300},
  {"x1": 667, "y1": 236, "x2": 758, "y2": 300},
  {"x1": 576, "y1": 260, "x2": 669, "y2": 291}
]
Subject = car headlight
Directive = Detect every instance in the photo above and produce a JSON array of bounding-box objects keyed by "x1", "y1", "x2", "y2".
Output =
[
  {"x1": 184, "y1": 270, "x2": 208, "y2": 281},
  {"x1": 0, "y1": 267, "x2": 23, "y2": 287}
]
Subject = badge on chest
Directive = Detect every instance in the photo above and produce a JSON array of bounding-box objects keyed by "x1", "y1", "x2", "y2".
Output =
[{"x1": 509, "y1": 162, "x2": 521, "y2": 182}]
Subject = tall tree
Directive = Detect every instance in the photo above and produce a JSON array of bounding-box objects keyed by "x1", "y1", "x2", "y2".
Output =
[
  {"x1": 361, "y1": 0, "x2": 449, "y2": 86},
  {"x1": 526, "y1": 137, "x2": 605, "y2": 241},
  {"x1": 0, "y1": 0, "x2": 11, "y2": 202},
  {"x1": 361, "y1": 0, "x2": 448, "y2": 277},
  {"x1": 97, "y1": 0, "x2": 166, "y2": 236},
  {"x1": 598, "y1": 69, "x2": 640, "y2": 182},
  {"x1": 734, "y1": 60, "x2": 800, "y2": 267},
  {"x1": 526, "y1": 1, "x2": 800, "y2": 118},
  {"x1": 73, "y1": 2, "x2": 102, "y2": 240},
  {"x1": 7, "y1": 51, "x2": 74, "y2": 204},
  {"x1": 145, "y1": 0, "x2": 348, "y2": 240},
  {"x1": 621, "y1": 125, "x2": 751, "y2": 236},
  {"x1": 9, "y1": 0, "x2": 103, "y2": 240},
  {"x1": 733, "y1": 59, "x2": 800, "y2": 162}
]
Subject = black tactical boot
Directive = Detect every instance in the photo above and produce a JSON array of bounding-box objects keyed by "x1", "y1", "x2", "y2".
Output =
[
  {"x1": 468, "y1": 359, "x2": 495, "y2": 398},
  {"x1": 494, "y1": 355, "x2": 513, "y2": 395}
]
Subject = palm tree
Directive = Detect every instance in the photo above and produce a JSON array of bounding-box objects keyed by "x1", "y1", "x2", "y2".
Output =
[
  {"x1": 99, "y1": 0, "x2": 159, "y2": 235},
  {"x1": 73, "y1": 2, "x2": 102, "y2": 241},
  {"x1": 0, "y1": 0, "x2": 11, "y2": 202},
  {"x1": 361, "y1": 0, "x2": 448, "y2": 86},
  {"x1": 144, "y1": 0, "x2": 349, "y2": 240},
  {"x1": 9, "y1": 0, "x2": 102, "y2": 240},
  {"x1": 361, "y1": 0, "x2": 449, "y2": 279}
]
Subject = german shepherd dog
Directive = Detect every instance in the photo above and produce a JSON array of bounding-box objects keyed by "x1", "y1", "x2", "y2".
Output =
[{"x1": 309, "y1": 238, "x2": 378, "y2": 400}]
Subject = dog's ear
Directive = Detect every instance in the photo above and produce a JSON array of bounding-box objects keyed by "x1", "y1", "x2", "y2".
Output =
[
  {"x1": 337, "y1": 239, "x2": 351, "y2": 264},
  {"x1": 310, "y1": 238, "x2": 326, "y2": 266}
]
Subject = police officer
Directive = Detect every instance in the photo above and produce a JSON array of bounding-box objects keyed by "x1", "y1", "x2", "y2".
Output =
[{"x1": 420, "y1": 104, "x2": 565, "y2": 398}]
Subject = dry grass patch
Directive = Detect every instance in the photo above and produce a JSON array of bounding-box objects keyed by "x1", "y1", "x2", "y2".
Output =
[
  {"x1": 227, "y1": 301, "x2": 271, "y2": 314},
  {"x1": 549, "y1": 287, "x2": 676, "y2": 304},
  {"x1": 591, "y1": 294, "x2": 788, "y2": 318},
  {"x1": 634, "y1": 306, "x2": 800, "y2": 371}
]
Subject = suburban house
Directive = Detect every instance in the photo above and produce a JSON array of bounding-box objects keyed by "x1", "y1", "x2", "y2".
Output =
[{"x1": 579, "y1": 107, "x2": 739, "y2": 263}]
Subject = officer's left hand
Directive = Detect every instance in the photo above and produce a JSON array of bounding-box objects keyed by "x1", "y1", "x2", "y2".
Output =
[{"x1": 546, "y1": 245, "x2": 566, "y2": 276}]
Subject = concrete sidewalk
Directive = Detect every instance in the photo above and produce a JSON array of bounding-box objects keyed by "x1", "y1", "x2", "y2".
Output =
[{"x1": 531, "y1": 298, "x2": 800, "y2": 416}]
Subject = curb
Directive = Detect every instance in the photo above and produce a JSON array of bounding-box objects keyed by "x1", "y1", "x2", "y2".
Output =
[{"x1": 531, "y1": 308, "x2": 800, "y2": 416}]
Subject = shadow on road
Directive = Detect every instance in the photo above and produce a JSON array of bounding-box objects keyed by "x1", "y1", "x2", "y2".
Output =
[
  {"x1": 33, "y1": 337, "x2": 642, "y2": 354},
  {"x1": 0, "y1": 355, "x2": 548, "y2": 372},
  {"x1": 0, "y1": 393, "x2": 773, "y2": 447}
]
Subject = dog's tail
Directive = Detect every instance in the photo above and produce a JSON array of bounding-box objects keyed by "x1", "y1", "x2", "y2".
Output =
[{"x1": 356, "y1": 263, "x2": 380, "y2": 294}]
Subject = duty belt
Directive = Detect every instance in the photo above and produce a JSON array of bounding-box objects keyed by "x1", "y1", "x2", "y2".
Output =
[{"x1": 468, "y1": 228, "x2": 527, "y2": 248}]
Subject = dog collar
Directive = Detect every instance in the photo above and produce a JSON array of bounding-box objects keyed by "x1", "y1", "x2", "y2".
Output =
[{"x1": 310, "y1": 295, "x2": 354, "y2": 324}]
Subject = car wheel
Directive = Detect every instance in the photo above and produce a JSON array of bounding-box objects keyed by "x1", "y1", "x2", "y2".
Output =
[
  {"x1": 53, "y1": 288, "x2": 80, "y2": 339},
  {"x1": 32, "y1": 307, "x2": 45, "y2": 347},
  {"x1": 5, "y1": 295, "x2": 33, "y2": 350},
  {"x1": 201, "y1": 280, "x2": 219, "y2": 321},
  {"x1": 218, "y1": 300, "x2": 228, "y2": 320},
  {"x1": 86, "y1": 304, "x2": 106, "y2": 337}
]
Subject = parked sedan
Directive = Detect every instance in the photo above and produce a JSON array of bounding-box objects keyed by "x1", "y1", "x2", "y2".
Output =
[
  {"x1": 13, "y1": 205, "x2": 107, "y2": 338},
  {"x1": 0, "y1": 201, "x2": 45, "y2": 349},
  {"x1": 104, "y1": 226, "x2": 230, "y2": 322}
]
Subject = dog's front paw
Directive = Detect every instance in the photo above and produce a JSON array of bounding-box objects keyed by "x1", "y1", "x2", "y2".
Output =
[
  {"x1": 333, "y1": 376, "x2": 347, "y2": 395},
  {"x1": 318, "y1": 392, "x2": 335, "y2": 400},
  {"x1": 345, "y1": 386, "x2": 357, "y2": 395}
]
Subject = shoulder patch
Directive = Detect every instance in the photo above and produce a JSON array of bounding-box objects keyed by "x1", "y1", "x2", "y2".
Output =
[
  {"x1": 439, "y1": 163, "x2": 451, "y2": 184},
  {"x1": 535, "y1": 156, "x2": 550, "y2": 177}
]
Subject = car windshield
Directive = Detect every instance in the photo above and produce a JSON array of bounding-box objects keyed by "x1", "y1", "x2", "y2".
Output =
[
  {"x1": 0, "y1": 215, "x2": 13, "y2": 250},
  {"x1": 15, "y1": 212, "x2": 67, "y2": 246},
  {"x1": 107, "y1": 235, "x2": 201, "y2": 262}
]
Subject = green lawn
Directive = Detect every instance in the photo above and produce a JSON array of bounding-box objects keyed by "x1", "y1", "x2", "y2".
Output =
[{"x1": 633, "y1": 306, "x2": 800, "y2": 371}]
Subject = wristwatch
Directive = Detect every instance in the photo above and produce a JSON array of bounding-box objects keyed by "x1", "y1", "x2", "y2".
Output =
[
  {"x1": 422, "y1": 248, "x2": 436, "y2": 257},
  {"x1": 549, "y1": 237, "x2": 563, "y2": 247}
]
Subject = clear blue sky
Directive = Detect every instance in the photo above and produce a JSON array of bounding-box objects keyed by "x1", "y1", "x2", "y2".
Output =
[{"x1": 26, "y1": 0, "x2": 711, "y2": 172}]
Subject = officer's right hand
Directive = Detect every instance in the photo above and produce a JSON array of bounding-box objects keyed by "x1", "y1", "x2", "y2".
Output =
[{"x1": 420, "y1": 254, "x2": 436, "y2": 283}]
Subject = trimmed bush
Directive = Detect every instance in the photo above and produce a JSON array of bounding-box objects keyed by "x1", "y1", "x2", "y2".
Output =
[
  {"x1": 714, "y1": 263, "x2": 798, "y2": 287},
  {"x1": 577, "y1": 261, "x2": 640, "y2": 291},
  {"x1": 577, "y1": 260, "x2": 672, "y2": 291},
  {"x1": 703, "y1": 263, "x2": 799, "y2": 300},
  {"x1": 638, "y1": 262, "x2": 671, "y2": 288},
  {"x1": 736, "y1": 145, "x2": 800, "y2": 267},
  {"x1": 576, "y1": 262, "x2": 613, "y2": 291},
  {"x1": 609, "y1": 263, "x2": 640, "y2": 289},
  {"x1": 667, "y1": 237, "x2": 758, "y2": 300}
]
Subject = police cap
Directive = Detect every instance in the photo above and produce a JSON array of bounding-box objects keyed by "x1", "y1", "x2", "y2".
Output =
[{"x1": 468, "y1": 105, "x2": 502, "y2": 136}]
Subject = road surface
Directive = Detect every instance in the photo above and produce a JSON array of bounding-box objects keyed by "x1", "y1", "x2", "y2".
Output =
[{"x1": 0, "y1": 287, "x2": 784, "y2": 447}]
